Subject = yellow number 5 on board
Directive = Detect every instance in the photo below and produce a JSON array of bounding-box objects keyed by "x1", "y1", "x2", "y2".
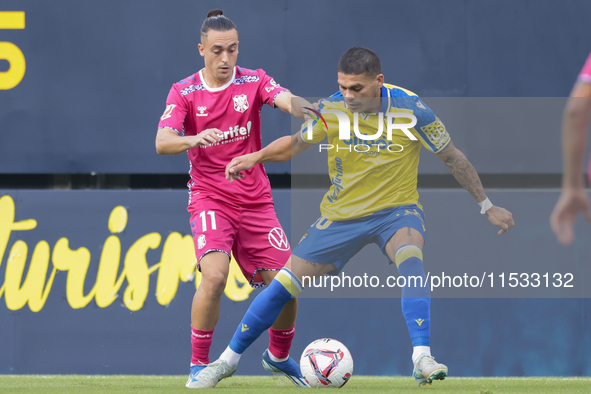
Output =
[{"x1": 0, "y1": 11, "x2": 25, "y2": 90}]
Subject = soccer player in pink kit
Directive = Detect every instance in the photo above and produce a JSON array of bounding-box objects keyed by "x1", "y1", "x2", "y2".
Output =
[
  {"x1": 155, "y1": 9, "x2": 309, "y2": 388},
  {"x1": 551, "y1": 51, "x2": 591, "y2": 245}
]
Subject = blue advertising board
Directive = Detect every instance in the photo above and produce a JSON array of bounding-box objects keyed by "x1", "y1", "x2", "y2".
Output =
[{"x1": 1, "y1": 189, "x2": 590, "y2": 376}]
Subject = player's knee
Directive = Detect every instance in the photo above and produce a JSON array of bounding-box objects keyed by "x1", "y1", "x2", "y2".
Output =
[{"x1": 200, "y1": 271, "x2": 228, "y2": 296}]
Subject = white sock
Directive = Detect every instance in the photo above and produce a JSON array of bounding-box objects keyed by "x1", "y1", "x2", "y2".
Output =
[
  {"x1": 412, "y1": 346, "x2": 431, "y2": 363},
  {"x1": 219, "y1": 346, "x2": 242, "y2": 367},
  {"x1": 268, "y1": 349, "x2": 289, "y2": 363}
]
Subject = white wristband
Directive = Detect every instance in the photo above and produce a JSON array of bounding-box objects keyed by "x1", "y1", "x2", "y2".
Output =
[{"x1": 479, "y1": 197, "x2": 493, "y2": 214}]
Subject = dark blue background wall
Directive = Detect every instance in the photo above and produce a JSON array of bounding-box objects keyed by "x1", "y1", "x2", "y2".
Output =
[{"x1": 1, "y1": 0, "x2": 591, "y2": 174}]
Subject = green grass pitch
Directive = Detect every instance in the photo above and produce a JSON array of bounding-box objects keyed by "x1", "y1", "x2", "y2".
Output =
[{"x1": 1, "y1": 375, "x2": 590, "y2": 393}]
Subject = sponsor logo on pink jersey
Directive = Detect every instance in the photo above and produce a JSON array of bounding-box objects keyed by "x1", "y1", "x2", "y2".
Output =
[
  {"x1": 201, "y1": 121, "x2": 252, "y2": 148},
  {"x1": 268, "y1": 227, "x2": 290, "y2": 251},
  {"x1": 161, "y1": 104, "x2": 176, "y2": 120},
  {"x1": 265, "y1": 78, "x2": 279, "y2": 92}
]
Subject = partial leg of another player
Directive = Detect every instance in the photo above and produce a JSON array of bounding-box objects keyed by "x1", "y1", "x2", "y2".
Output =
[
  {"x1": 186, "y1": 251, "x2": 232, "y2": 388},
  {"x1": 384, "y1": 227, "x2": 448, "y2": 386}
]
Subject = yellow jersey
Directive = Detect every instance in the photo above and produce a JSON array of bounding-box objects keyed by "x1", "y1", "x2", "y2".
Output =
[{"x1": 300, "y1": 84, "x2": 450, "y2": 220}]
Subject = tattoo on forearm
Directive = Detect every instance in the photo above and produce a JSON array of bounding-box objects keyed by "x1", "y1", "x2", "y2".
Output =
[
  {"x1": 305, "y1": 260, "x2": 317, "y2": 267},
  {"x1": 443, "y1": 149, "x2": 486, "y2": 201},
  {"x1": 407, "y1": 227, "x2": 412, "y2": 237}
]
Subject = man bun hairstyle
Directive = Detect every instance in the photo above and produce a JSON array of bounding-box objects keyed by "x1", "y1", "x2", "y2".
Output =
[
  {"x1": 201, "y1": 9, "x2": 237, "y2": 36},
  {"x1": 207, "y1": 9, "x2": 223, "y2": 18},
  {"x1": 338, "y1": 47, "x2": 382, "y2": 77}
]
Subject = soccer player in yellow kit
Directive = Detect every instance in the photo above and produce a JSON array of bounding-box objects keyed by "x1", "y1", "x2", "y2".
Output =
[{"x1": 195, "y1": 47, "x2": 515, "y2": 388}]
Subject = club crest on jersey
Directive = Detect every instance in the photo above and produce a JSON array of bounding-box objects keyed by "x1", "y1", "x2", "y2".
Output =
[
  {"x1": 161, "y1": 104, "x2": 176, "y2": 120},
  {"x1": 197, "y1": 234, "x2": 206, "y2": 249},
  {"x1": 233, "y1": 94, "x2": 249, "y2": 113},
  {"x1": 268, "y1": 227, "x2": 289, "y2": 251},
  {"x1": 196, "y1": 106, "x2": 208, "y2": 117}
]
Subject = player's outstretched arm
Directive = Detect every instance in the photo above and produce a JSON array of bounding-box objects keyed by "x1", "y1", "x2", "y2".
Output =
[
  {"x1": 155, "y1": 127, "x2": 222, "y2": 155},
  {"x1": 225, "y1": 132, "x2": 312, "y2": 181},
  {"x1": 274, "y1": 92, "x2": 315, "y2": 119},
  {"x1": 550, "y1": 81, "x2": 591, "y2": 245},
  {"x1": 436, "y1": 140, "x2": 515, "y2": 235}
]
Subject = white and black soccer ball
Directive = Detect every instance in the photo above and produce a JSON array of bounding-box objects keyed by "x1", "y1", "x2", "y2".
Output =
[{"x1": 300, "y1": 338, "x2": 353, "y2": 388}]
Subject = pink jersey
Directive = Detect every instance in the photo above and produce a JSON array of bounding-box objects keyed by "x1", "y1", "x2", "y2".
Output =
[
  {"x1": 578, "y1": 51, "x2": 591, "y2": 83},
  {"x1": 158, "y1": 66, "x2": 289, "y2": 205}
]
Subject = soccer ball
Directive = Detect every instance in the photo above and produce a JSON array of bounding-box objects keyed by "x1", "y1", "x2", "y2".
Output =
[{"x1": 300, "y1": 338, "x2": 353, "y2": 388}]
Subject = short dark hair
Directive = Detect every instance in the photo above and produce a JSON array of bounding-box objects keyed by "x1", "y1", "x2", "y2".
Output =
[
  {"x1": 337, "y1": 47, "x2": 382, "y2": 77},
  {"x1": 200, "y1": 9, "x2": 237, "y2": 37}
]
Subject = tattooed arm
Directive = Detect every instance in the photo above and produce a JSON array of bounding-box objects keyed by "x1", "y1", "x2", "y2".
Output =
[
  {"x1": 436, "y1": 140, "x2": 515, "y2": 235},
  {"x1": 436, "y1": 141, "x2": 486, "y2": 202}
]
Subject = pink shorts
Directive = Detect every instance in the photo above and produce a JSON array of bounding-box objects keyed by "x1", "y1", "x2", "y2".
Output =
[{"x1": 188, "y1": 196, "x2": 291, "y2": 288}]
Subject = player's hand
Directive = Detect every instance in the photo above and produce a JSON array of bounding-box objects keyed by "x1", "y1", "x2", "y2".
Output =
[
  {"x1": 302, "y1": 100, "x2": 322, "y2": 120},
  {"x1": 550, "y1": 188, "x2": 591, "y2": 246},
  {"x1": 192, "y1": 128, "x2": 223, "y2": 147},
  {"x1": 290, "y1": 96, "x2": 317, "y2": 120},
  {"x1": 225, "y1": 153, "x2": 258, "y2": 182},
  {"x1": 485, "y1": 206, "x2": 515, "y2": 235}
]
